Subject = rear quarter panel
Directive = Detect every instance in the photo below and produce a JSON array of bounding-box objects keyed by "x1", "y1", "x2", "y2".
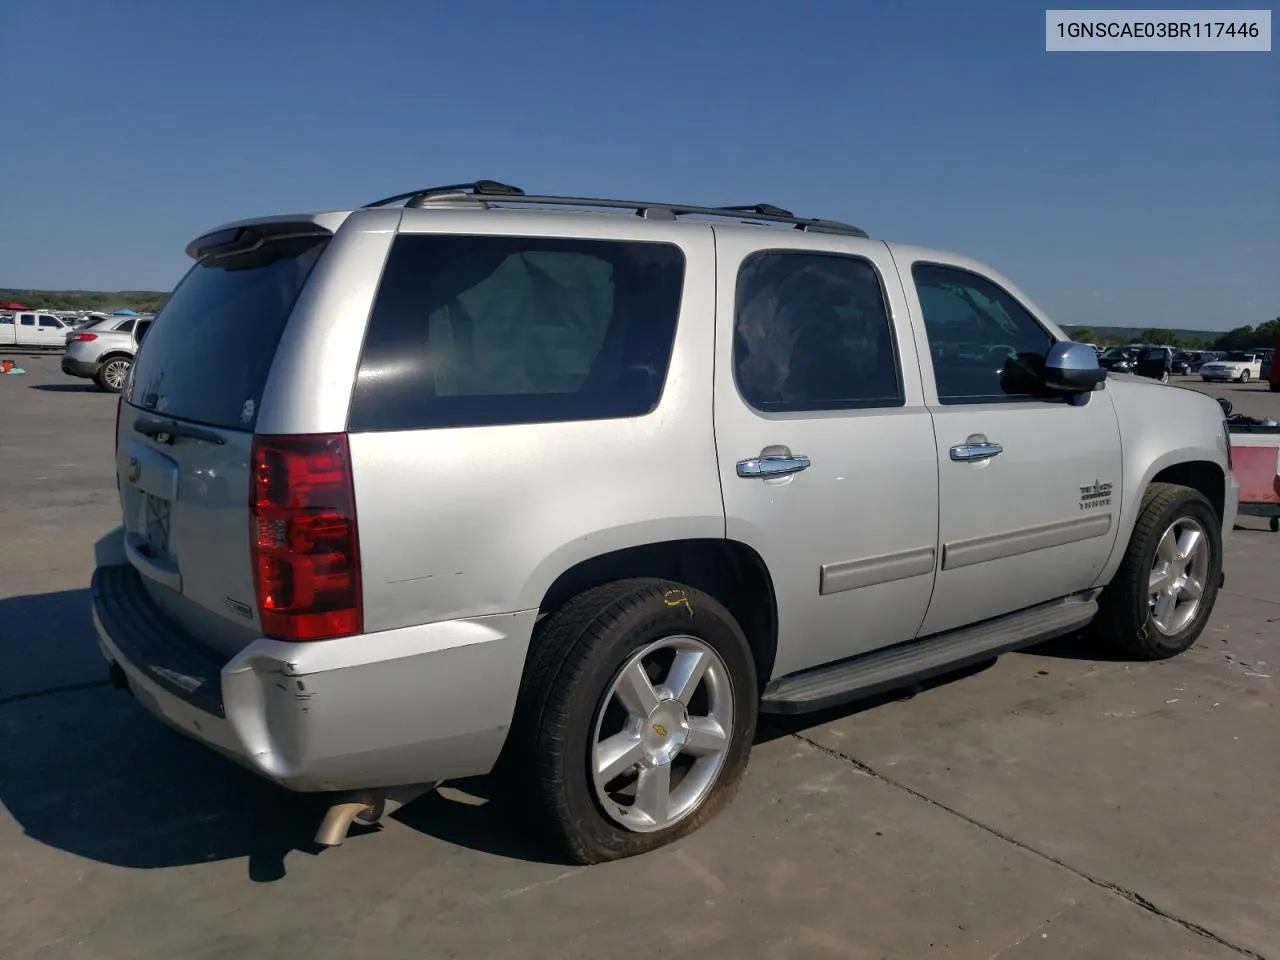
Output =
[
  {"x1": 1091, "y1": 376, "x2": 1232, "y2": 587},
  {"x1": 343, "y1": 212, "x2": 725, "y2": 632}
]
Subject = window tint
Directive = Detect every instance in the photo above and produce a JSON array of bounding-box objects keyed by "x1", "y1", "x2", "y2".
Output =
[
  {"x1": 39, "y1": 316, "x2": 61, "y2": 328},
  {"x1": 115, "y1": 318, "x2": 136, "y2": 333},
  {"x1": 0, "y1": 316, "x2": 11, "y2": 324},
  {"x1": 733, "y1": 251, "x2": 901, "y2": 412},
  {"x1": 349, "y1": 234, "x2": 686, "y2": 432},
  {"x1": 911, "y1": 263, "x2": 1054, "y2": 403},
  {"x1": 125, "y1": 235, "x2": 328, "y2": 430},
  {"x1": 19, "y1": 315, "x2": 34, "y2": 326}
]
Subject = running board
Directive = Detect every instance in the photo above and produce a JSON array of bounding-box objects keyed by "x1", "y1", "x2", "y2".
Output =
[{"x1": 760, "y1": 593, "x2": 1099, "y2": 716}]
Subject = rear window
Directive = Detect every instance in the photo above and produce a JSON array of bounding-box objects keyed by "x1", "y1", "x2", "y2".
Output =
[
  {"x1": 125, "y1": 236, "x2": 329, "y2": 430},
  {"x1": 348, "y1": 234, "x2": 686, "y2": 432}
]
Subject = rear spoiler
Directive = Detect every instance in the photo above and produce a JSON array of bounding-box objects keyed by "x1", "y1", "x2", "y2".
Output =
[{"x1": 185, "y1": 211, "x2": 352, "y2": 262}]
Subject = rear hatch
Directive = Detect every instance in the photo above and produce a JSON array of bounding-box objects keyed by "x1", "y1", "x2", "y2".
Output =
[{"x1": 116, "y1": 222, "x2": 333, "y2": 658}]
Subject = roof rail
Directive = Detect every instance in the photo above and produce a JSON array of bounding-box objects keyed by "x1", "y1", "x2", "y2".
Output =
[
  {"x1": 363, "y1": 180, "x2": 526, "y2": 208},
  {"x1": 363, "y1": 181, "x2": 869, "y2": 238}
]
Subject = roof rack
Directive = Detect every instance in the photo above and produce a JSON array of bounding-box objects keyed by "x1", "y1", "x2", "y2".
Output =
[{"x1": 362, "y1": 180, "x2": 869, "y2": 238}]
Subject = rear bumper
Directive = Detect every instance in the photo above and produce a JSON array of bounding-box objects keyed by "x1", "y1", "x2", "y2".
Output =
[
  {"x1": 62, "y1": 356, "x2": 101, "y2": 378},
  {"x1": 92, "y1": 560, "x2": 536, "y2": 792}
]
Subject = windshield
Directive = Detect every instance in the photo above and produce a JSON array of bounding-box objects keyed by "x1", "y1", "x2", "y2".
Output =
[{"x1": 1224, "y1": 352, "x2": 1253, "y2": 361}]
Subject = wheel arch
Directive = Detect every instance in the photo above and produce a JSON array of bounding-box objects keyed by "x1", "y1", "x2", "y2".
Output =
[
  {"x1": 1149, "y1": 459, "x2": 1226, "y2": 522},
  {"x1": 1094, "y1": 450, "x2": 1229, "y2": 591},
  {"x1": 534, "y1": 539, "x2": 779, "y2": 691}
]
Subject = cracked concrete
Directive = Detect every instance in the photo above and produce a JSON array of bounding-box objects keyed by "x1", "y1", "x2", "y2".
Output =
[{"x1": 2, "y1": 355, "x2": 1277, "y2": 959}]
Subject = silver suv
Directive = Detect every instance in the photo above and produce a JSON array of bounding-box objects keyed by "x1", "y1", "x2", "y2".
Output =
[
  {"x1": 62, "y1": 315, "x2": 141, "y2": 392},
  {"x1": 93, "y1": 182, "x2": 1239, "y2": 863}
]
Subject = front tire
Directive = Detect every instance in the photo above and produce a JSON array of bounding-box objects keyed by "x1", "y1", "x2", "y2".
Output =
[
  {"x1": 1094, "y1": 483, "x2": 1222, "y2": 660},
  {"x1": 1239, "y1": 370, "x2": 1250, "y2": 383},
  {"x1": 505, "y1": 579, "x2": 757, "y2": 864}
]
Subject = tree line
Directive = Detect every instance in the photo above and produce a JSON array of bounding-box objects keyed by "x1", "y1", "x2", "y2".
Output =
[
  {"x1": 1067, "y1": 317, "x2": 1280, "y2": 352},
  {"x1": 0, "y1": 289, "x2": 168, "y2": 313}
]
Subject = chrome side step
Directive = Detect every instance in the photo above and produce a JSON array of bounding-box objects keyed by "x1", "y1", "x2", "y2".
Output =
[{"x1": 760, "y1": 593, "x2": 1099, "y2": 716}]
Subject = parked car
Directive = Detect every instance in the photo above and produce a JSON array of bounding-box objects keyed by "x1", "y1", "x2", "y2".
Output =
[
  {"x1": 1099, "y1": 344, "x2": 1171, "y2": 381},
  {"x1": 61, "y1": 315, "x2": 141, "y2": 392},
  {"x1": 1098, "y1": 344, "x2": 1141, "y2": 373},
  {"x1": 1261, "y1": 351, "x2": 1275, "y2": 391},
  {"x1": 1201, "y1": 351, "x2": 1263, "y2": 383},
  {"x1": 1170, "y1": 350, "x2": 1208, "y2": 375},
  {"x1": 0, "y1": 310, "x2": 73, "y2": 348},
  {"x1": 92, "y1": 181, "x2": 1239, "y2": 864}
]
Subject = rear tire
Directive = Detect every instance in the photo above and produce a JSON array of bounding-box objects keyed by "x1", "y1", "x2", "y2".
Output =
[
  {"x1": 1093, "y1": 483, "x2": 1222, "y2": 660},
  {"x1": 1239, "y1": 370, "x2": 1250, "y2": 384},
  {"x1": 95, "y1": 357, "x2": 130, "y2": 393},
  {"x1": 504, "y1": 578, "x2": 757, "y2": 864}
]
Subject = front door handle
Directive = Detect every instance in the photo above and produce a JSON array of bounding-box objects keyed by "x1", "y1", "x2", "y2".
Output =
[
  {"x1": 950, "y1": 438, "x2": 1003, "y2": 462},
  {"x1": 737, "y1": 452, "x2": 811, "y2": 478}
]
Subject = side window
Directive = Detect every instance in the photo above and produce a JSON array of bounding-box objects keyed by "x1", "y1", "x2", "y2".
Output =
[
  {"x1": 733, "y1": 251, "x2": 902, "y2": 411},
  {"x1": 19, "y1": 315, "x2": 34, "y2": 326},
  {"x1": 0, "y1": 316, "x2": 11, "y2": 324},
  {"x1": 39, "y1": 316, "x2": 61, "y2": 328},
  {"x1": 116, "y1": 318, "x2": 136, "y2": 333},
  {"x1": 349, "y1": 234, "x2": 687, "y2": 432},
  {"x1": 911, "y1": 263, "x2": 1054, "y2": 403}
]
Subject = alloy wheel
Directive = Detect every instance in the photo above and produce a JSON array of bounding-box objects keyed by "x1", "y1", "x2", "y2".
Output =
[
  {"x1": 1148, "y1": 517, "x2": 1210, "y2": 636},
  {"x1": 102, "y1": 359, "x2": 130, "y2": 391},
  {"x1": 590, "y1": 635, "x2": 734, "y2": 833}
]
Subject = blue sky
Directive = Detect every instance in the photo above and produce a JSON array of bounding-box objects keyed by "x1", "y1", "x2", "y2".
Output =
[{"x1": 1, "y1": 0, "x2": 1275, "y2": 332}]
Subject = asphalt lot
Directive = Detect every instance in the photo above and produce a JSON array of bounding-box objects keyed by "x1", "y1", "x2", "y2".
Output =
[{"x1": 1, "y1": 353, "x2": 1277, "y2": 960}]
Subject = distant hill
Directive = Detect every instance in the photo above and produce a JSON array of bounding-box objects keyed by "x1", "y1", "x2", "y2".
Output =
[
  {"x1": 1062, "y1": 323, "x2": 1280, "y2": 351},
  {"x1": 0, "y1": 288, "x2": 168, "y2": 313},
  {"x1": 1061, "y1": 325, "x2": 1224, "y2": 347}
]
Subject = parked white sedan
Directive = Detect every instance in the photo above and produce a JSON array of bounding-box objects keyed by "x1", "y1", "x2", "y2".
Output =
[{"x1": 1201, "y1": 351, "x2": 1263, "y2": 383}]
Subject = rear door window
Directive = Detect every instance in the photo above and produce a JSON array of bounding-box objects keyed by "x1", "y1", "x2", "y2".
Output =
[
  {"x1": 125, "y1": 235, "x2": 329, "y2": 430},
  {"x1": 349, "y1": 234, "x2": 687, "y2": 432},
  {"x1": 733, "y1": 250, "x2": 903, "y2": 411}
]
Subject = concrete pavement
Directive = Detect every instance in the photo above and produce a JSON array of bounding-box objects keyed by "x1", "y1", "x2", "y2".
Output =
[{"x1": 1, "y1": 354, "x2": 1276, "y2": 959}]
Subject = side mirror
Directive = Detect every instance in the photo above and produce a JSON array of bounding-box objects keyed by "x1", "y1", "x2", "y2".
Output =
[{"x1": 1043, "y1": 341, "x2": 1106, "y2": 393}]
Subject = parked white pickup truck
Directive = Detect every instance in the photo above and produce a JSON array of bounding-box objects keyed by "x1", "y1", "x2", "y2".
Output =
[{"x1": 0, "y1": 311, "x2": 73, "y2": 349}]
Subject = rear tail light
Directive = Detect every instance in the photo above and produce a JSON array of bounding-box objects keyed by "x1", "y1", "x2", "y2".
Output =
[
  {"x1": 250, "y1": 433, "x2": 362, "y2": 641},
  {"x1": 69, "y1": 332, "x2": 98, "y2": 342}
]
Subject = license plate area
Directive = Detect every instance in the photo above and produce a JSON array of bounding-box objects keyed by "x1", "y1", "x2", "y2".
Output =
[{"x1": 144, "y1": 493, "x2": 173, "y2": 556}]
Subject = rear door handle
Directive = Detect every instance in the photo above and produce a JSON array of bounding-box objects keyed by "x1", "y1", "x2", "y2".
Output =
[
  {"x1": 950, "y1": 440, "x2": 1003, "y2": 462},
  {"x1": 737, "y1": 453, "x2": 811, "y2": 478}
]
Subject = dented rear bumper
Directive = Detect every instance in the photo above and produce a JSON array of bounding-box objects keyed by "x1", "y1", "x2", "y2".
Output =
[{"x1": 92, "y1": 557, "x2": 534, "y2": 792}]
